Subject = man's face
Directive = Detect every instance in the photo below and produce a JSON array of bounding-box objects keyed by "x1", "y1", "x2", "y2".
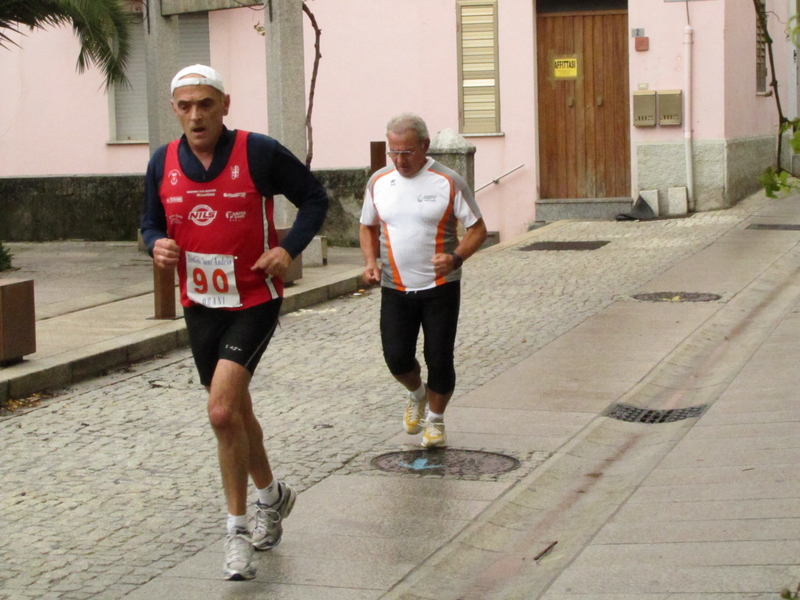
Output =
[
  {"x1": 170, "y1": 82, "x2": 230, "y2": 154},
  {"x1": 387, "y1": 129, "x2": 430, "y2": 178}
]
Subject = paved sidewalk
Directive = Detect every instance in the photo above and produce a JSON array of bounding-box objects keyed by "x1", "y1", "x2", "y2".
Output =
[
  {"x1": 1, "y1": 191, "x2": 798, "y2": 600},
  {"x1": 0, "y1": 243, "x2": 365, "y2": 404}
]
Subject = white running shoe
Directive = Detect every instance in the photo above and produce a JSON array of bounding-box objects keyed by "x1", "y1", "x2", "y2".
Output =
[
  {"x1": 421, "y1": 419, "x2": 447, "y2": 448},
  {"x1": 252, "y1": 481, "x2": 297, "y2": 550},
  {"x1": 403, "y1": 390, "x2": 428, "y2": 434},
  {"x1": 224, "y1": 528, "x2": 256, "y2": 580}
]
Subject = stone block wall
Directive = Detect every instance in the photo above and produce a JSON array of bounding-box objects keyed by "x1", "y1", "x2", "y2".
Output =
[
  {"x1": 0, "y1": 175, "x2": 145, "y2": 242},
  {"x1": 0, "y1": 168, "x2": 368, "y2": 245},
  {"x1": 313, "y1": 168, "x2": 369, "y2": 247},
  {"x1": 635, "y1": 135, "x2": 774, "y2": 213}
]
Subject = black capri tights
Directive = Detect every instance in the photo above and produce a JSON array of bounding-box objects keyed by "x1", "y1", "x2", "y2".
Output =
[{"x1": 380, "y1": 281, "x2": 461, "y2": 395}]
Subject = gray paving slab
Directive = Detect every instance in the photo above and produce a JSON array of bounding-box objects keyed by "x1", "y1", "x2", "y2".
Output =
[
  {"x1": 124, "y1": 577, "x2": 383, "y2": 600},
  {"x1": 544, "y1": 564, "x2": 800, "y2": 596},
  {"x1": 628, "y1": 478, "x2": 797, "y2": 503},
  {"x1": 594, "y1": 517, "x2": 800, "y2": 544},
  {"x1": 543, "y1": 596, "x2": 775, "y2": 600},
  {"x1": 699, "y1": 404, "x2": 800, "y2": 425},
  {"x1": 1, "y1": 191, "x2": 799, "y2": 600},
  {"x1": 571, "y1": 539, "x2": 800, "y2": 566},
  {"x1": 642, "y1": 462, "x2": 796, "y2": 486},
  {"x1": 0, "y1": 244, "x2": 365, "y2": 403},
  {"x1": 684, "y1": 420, "x2": 800, "y2": 438}
]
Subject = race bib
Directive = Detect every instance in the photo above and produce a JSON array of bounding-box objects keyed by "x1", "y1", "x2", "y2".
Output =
[{"x1": 186, "y1": 252, "x2": 242, "y2": 308}]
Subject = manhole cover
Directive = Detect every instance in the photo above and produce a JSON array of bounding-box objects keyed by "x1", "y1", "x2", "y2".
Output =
[
  {"x1": 604, "y1": 403, "x2": 708, "y2": 424},
  {"x1": 632, "y1": 292, "x2": 721, "y2": 302},
  {"x1": 518, "y1": 241, "x2": 610, "y2": 251},
  {"x1": 371, "y1": 449, "x2": 519, "y2": 476},
  {"x1": 747, "y1": 224, "x2": 800, "y2": 230}
]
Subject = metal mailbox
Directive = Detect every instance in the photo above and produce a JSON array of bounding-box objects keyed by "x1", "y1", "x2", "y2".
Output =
[
  {"x1": 633, "y1": 90, "x2": 656, "y2": 127},
  {"x1": 658, "y1": 90, "x2": 683, "y2": 125}
]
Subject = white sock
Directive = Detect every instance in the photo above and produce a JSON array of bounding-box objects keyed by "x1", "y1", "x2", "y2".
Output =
[
  {"x1": 410, "y1": 383, "x2": 427, "y2": 402},
  {"x1": 426, "y1": 410, "x2": 444, "y2": 422},
  {"x1": 257, "y1": 479, "x2": 280, "y2": 506},
  {"x1": 227, "y1": 514, "x2": 248, "y2": 534}
]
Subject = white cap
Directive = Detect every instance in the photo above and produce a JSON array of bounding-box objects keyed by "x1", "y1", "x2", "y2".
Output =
[{"x1": 170, "y1": 64, "x2": 225, "y2": 95}]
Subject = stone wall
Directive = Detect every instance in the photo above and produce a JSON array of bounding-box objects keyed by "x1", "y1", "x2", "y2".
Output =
[
  {"x1": 314, "y1": 168, "x2": 369, "y2": 247},
  {"x1": 726, "y1": 136, "x2": 776, "y2": 203},
  {"x1": 0, "y1": 168, "x2": 367, "y2": 245},
  {"x1": 0, "y1": 175, "x2": 145, "y2": 242},
  {"x1": 635, "y1": 135, "x2": 774, "y2": 213}
]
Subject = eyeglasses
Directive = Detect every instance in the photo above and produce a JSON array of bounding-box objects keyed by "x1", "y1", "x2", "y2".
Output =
[{"x1": 386, "y1": 148, "x2": 420, "y2": 157}]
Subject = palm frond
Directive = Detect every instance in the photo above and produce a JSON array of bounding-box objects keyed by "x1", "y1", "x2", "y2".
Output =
[
  {"x1": 0, "y1": 0, "x2": 131, "y2": 88},
  {"x1": 0, "y1": 0, "x2": 67, "y2": 47}
]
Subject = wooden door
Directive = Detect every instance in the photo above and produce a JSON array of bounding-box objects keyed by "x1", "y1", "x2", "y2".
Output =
[{"x1": 537, "y1": 11, "x2": 630, "y2": 199}]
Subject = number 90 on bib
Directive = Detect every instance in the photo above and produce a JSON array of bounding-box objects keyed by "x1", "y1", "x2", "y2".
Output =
[{"x1": 186, "y1": 251, "x2": 242, "y2": 308}]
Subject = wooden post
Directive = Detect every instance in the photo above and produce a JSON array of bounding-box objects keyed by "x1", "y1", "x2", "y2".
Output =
[
  {"x1": 370, "y1": 141, "x2": 387, "y2": 176},
  {"x1": 153, "y1": 266, "x2": 176, "y2": 320},
  {"x1": 0, "y1": 279, "x2": 36, "y2": 363}
]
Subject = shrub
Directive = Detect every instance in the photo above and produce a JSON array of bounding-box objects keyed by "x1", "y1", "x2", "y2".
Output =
[{"x1": 0, "y1": 241, "x2": 12, "y2": 272}]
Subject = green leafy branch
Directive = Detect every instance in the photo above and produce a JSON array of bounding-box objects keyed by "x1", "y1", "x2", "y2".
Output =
[
  {"x1": 758, "y1": 5, "x2": 800, "y2": 196},
  {"x1": 781, "y1": 581, "x2": 800, "y2": 599},
  {"x1": 759, "y1": 118, "x2": 800, "y2": 197}
]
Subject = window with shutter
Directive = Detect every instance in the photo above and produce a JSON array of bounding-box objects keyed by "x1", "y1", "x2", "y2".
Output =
[
  {"x1": 178, "y1": 12, "x2": 212, "y2": 67},
  {"x1": 111, "y1": 16, "x2": 147, "y2": 142},
  {"x1": 457, "y1": 1, "x2": 500, "y2": 134},
  {"x1": 756, "y1": 0, "x2": 768, "y2": 94},
  {"x1": 110, "y1": 12, "x2": 211, "y2": 143}
]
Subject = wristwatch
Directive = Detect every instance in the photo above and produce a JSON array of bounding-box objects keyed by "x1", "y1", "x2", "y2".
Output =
[{"x1": 450, "y1": 251, "x2": 463, "y2": 270}]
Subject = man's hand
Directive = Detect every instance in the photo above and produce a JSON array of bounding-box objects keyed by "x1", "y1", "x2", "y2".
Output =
[
  {"x1": 153, "y1": 238, "x2": 180, "y2": 269},
  {"x1": 252, "y1": 247, "x2": 292, "y2": 279},
  {"x1": 363, "y1": 264, "x2": 381, "y2": 286},
  {"x1": 431, "y1": 219, "x2": 487, "y2": 278},
  {"x1": 432, "y1": 253, "x2": 457, "y2": 277},
  {"x1": 359, "y1": 224, "x2": 382, "y2": 287}
]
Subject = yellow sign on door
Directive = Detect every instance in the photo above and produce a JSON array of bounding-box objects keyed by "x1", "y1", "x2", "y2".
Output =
[{"x1": 554, "y1": 57, "x2": 578, "y2": 79}]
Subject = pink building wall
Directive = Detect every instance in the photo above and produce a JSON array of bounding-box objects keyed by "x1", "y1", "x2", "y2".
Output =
[
  {"x1": 628, "y1": 0, "x2": 788, "y2": 143},
  {"x1": 0, "y1": 26, "x2": 146, "y2": 177},
  {"x1": 627, "y1": 0, "x2": 789, "y2": 210},
  {"x1": 209, "y1": 8, "x2": 268, "y2": 136},
  {"x1": 272, "y1": 0, "x2": 537, "y2": 237},
  {"x1": 0, "y1": 0, "x2": 792, "y2": 238},
  {"x1": 0, "y1": 2, "x2": 541, "y2": 240},
  {"x1": 629, "y1": 0, "x2": 725, "y2": 142},
  {"x1": 723, "y1": 0, "x2": 787, "y2": 138}
]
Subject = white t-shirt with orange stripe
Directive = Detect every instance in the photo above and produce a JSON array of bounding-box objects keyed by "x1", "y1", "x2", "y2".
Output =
[{"x1": 361, "y1": 158, "x2": 482, "y2": 292}]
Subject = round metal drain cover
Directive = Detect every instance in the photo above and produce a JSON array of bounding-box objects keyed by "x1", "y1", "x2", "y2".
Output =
[
  {"x1": 371, "y1": 449, "x2": 519, "y2": 476},
  {"x1": 632, "y1": 292, "x2": 721, "y2": 303}
]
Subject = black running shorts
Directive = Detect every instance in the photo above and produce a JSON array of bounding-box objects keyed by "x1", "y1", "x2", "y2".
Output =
[
  {"x1": 380, "y1": 280, "x2": 461, "y2": 395},
  {"x1": 183, "y1": 298, "x2": 282, "y2": 387}
]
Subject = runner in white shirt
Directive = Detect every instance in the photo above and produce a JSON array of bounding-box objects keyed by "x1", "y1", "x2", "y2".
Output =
[
  {"x1": 360, "y1": 113, "x2": 487, "y2": 448},
  {"x1": 362, "y1": 155, "x2": 481, "y2": 292}
]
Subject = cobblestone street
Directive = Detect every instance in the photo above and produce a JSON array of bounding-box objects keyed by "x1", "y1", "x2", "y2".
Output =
[{"x1": 0, "y1": 193, "x2": 773, "y2": 599}]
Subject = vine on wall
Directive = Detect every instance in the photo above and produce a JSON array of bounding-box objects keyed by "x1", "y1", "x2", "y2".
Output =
[{"x1": 757, "y1": 0, "x2": 800, "y2": 196}]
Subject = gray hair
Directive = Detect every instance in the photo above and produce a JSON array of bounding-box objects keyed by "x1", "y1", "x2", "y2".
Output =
[{"x1": 386, "y1": 113, "x2": 430, "y2": 142}]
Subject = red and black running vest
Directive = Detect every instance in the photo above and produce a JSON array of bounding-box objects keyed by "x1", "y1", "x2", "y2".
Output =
[{"x1": 159, "y1": 130, "x2": 283, "y2": 309}]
